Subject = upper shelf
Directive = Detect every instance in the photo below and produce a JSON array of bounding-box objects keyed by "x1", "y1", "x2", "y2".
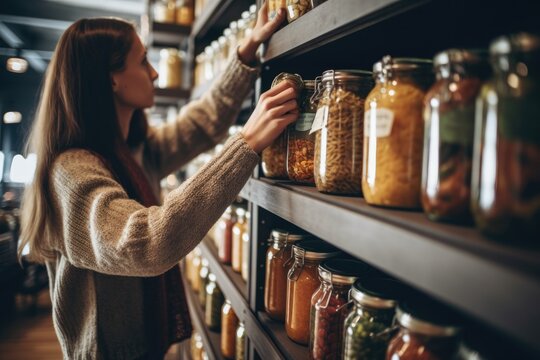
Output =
[
  {"x1": 154, "y1": 87, "x2": 190, "y2": 106},
  {"x1": 191, "y1": 0, "x2": 251, "y2": 40},
  {"x1": 149, "y1": 22, "x2": 191, "y2": 47},
  {"x1": 242, "y1": 178, "x2": 540, "y2": 353},
  {"x1": 262, "y1": 0, "x2": 429, "y2": 62}
]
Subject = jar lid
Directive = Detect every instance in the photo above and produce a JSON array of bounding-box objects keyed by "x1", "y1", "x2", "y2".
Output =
[
  {"x1": 351, "y1": 277, "x2": 404, "y2": 309},
  {"x1": 218, "y1": 36, "x2": 227, "y2": 45},
  {"x1": 319, "y1": 258, "x2": 374, "y2": 285},
  {"x1": 270, "y1": 229, "x2": 312, "y2": 243},
  {"x1": 211, "y1": 40, "x2": 219, "y2": 49},
  {"x1": 321, "y1": 69, "x2": 372, "y2": 83},
  {"x1": 250, "y1": 4, "x2": 257, "y2": 13},
  {"x1": 490, "y1": 32, "x2": 540, "y2": 55},
  {"x1": 303, "y1": 80, "x2": 316, "y2": 90},
  {"x1": 238, "y1": 19, "x2": 246, "y2": 28},
  {"x1": 293, "y1": 240, "x2": 341, "y2": 260},
  {"x1": 373, "y1": 56, "x2": 432, "y2": 74},
  {"x1": 242, "y1": 10, "x2": 250, "y2": 19},
  {"x1": 396, "y1": 295, "x2": 461, "y2": 337},
  {"x1": 272, "y1": 72, "x2": 304, "y2": 90},
  {"x1": 224, "y1": 28, "x2": 232, "y2": 37},
  {"x1": 201, "y1": 258, "x2": 209, "y2": 267},
  {"x1": 433, "y1": 49, "x2": 487, "y2": 67},
  {"x1": 229, "y1": 20, "x2": 238, "y2": 29},
  {"x1": 160, "y1": 48, "x2": 178, "y2": 57},
  {"x1": 208, "y1": 272, "x2": 216, "y2": 282},
  {"x1": 235, "y1": 207, "x2": 246, "y2": 219}
]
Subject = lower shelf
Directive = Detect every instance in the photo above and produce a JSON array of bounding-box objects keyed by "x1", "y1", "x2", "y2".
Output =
[{"x1": 257, "y1": 312, "x2": 309, "y2": 360}]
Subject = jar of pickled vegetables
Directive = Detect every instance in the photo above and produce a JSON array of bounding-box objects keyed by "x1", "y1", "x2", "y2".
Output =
[
  {"x1": 422, "y1": 49, "x2": 489, "y2": 224},
  {"x1": 285, "y1": 240, "x2": 340, "y2": 344},
  {"x1": 221, "y1": 300, "x2": 239, "y2": 359},
  {"x1": 232, "y1": 208, "x2": 247, "y2": 273},
  {"x1": 198, "y1": 258, "x2": 210, "y2": 309},
  {"x1": 236, "y1": 322, "x2": 246, "y2": 360},
  {"x1": 363, "y1": 56, "x2": 433, "y2": 208},
  {"x1": 205, "y1": 273, "x2": 224, "y2": 331},
  {"x1": 471, "y1": 33, "x2": 540, "y2": 244}
]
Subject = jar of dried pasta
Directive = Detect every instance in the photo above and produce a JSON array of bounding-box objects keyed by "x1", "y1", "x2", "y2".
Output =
[
  {"x1": 287, "y1": 79, "x2": 317, "y2": 184},
  {"x1": 285, "y1": 240, "x2": 340, "y2": 345},
  {"x1": 314, "y1": 70, "x2": 373, "y2": 195},
  {"x1": 362, "y1": 56, "x2": 433, "y2": 208},
  {"x1": 261, "y1": 73, "x2": 304, "y2": 179},
  {"x1": 221, "y1": 300, "x2": 238, "y2": 359},
  {"x1": 286, "y1": 0, "x2": 312, "y2": 23}
]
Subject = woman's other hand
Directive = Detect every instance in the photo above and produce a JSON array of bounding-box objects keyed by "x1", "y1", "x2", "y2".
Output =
[
  {"x1": 241, "y1": 81, "x2": 299, "y2": 153},
  {"x1": 238, "y1": 1, "x2": 286, "y2": 64}
]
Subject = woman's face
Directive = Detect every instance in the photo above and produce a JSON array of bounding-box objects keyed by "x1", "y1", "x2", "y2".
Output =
[{"x1": 111, "y1": 33, "x2": 158, "y2": 110}]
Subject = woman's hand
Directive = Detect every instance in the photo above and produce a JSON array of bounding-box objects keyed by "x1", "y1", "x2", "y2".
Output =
[
  {"x1": 241, "y1": 81, "x2": 299, "y2": 153},
  {"x1": 238, "y1": 1, "x2": 286, "y2": 64}
]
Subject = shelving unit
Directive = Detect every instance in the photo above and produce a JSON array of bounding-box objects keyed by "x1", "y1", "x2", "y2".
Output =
[{"x1": 154, "y1": 87, "x2": 191, "y2": 106}]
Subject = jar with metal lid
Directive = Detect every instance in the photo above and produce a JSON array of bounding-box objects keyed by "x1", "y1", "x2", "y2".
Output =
[
  {"x1": 285, "y1": 240, "x2": 341, "y2": 344},
  {"x1": 204, "y1": 46, "x2": 214, "y2": 82},
  {"x1": 191, "y1": 247, "x2": 202, "y2": 292},
  {"x1": 198, "y1": 258, "x2": 210, "y2": 309},
  {"x1": 218, "y1": 35, "x2": 229, "y2": 72},
  {"x1": 286, "y1": 0, "x2": 311, "y2": 23},
  {"x1": 240, "y1": 211, "x2": 251, "y2": 281},
  {"x1": 237, "y1": 18, "x2": 247, "y2": 45},
  {"x1": 386, "y1": 298, "x2": 461, "y2": 360},
  {"x1": 228, "y1": 21, "x2": 239, "y2": 54},
  {"x1": 262, "y1": 73, "x2": 304, "y2": 179},
  {"x1": 313, "y1": 70, "x2": 373, "y2": 195},
  {"x1": 158, "y1": 48, "x2": 184, "y2": 89},
  {"x1": 236, "y1": 322, "x2": 246, "y2": 360},
  {"x1": 246, "y1": 6, "x2": 256, "y2": 37},
  {"x1": 194, "y1": 52, "x2": 205, "y2": 87},
  {"x1": 191, "y1": 331, "x2": 204, "y2": 360},
  {"x1": 287, "y1": 79, "x2": 317, "y2": 184},
  {"x1": 205, "y1": 273, "x2": 224, "y2": 331},
  {"x1": 422, "y1": 49, "x2": 489, "y2": 224},
  {"x1": 343, "y1": 278, "x2": 403, "y2": 360},
  {"x1": 363, "y1": 56, "x2": 434, "y2": 208},
  {"x1": 268, "y1": 0, "x2": 286, "y2": 20},
  {"x1": 221, "y1": 300, "x2": 238, "y2": 359},
  {"x1": 217, "y1": 206, "x2": 236, "y2": 265},
  {"x1": 471, "y1": 33, "x2": 540, "y2": 244},
  {"x1": 175, "y1": 0, "x2": 194, "y2": 25},
  {"x1": 264, "y1": 229, "x2": 312, "y2": 321},
  {"x1": 232, "y1": 208, "x2": 247, "y2": 273},
  {"x1": 154, "y1": 0, "x2": 175, "y2": 23},
  {"x1": 211, "y1": 40, "x2": 221, "y2": 77},
  {"x1": 309, "y1": 259, "x2": 375, "y2": 360}
]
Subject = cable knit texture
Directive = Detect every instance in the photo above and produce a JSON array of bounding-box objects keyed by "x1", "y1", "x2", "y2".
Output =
[{"x1": 45, "y1": 53, "x2": 260, "y2": 359}]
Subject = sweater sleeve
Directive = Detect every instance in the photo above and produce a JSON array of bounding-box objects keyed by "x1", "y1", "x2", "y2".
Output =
[
  {"x1": 50, "y1": 134, "x2": 259, "y2": 277},
  {"x1": 145, "y1": 52, "x2": 260, "y2": 179}
]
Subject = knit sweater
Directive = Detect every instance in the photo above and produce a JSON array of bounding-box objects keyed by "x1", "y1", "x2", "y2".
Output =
[{"x1": 45, "y1": 54, "x2": 260, "y2": 359}]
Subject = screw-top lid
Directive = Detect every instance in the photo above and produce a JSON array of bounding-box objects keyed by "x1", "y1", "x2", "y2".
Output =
[
  {"x1": 350, "y1": 277, "x2": 405, "y2": 309},
  {"x1": 373, "y1": 56, "x2": 432, "y2": 74},
  {"x1": 208, "y1": 273, "x2": 216, "y2": 282},
  {"x1": 490, "y1": 32, "x2": 540, "y2": 56},
  {"x1": 321, "y1": 69, "x2": 372, "y2": 83},
  {"x1": 319, "y1": 258, "x2": 375, "y2": 285},
  {"x1": 272, "y1": 72, "x2": 304, "y2": 90},
  {"x1": 293, "y1": 239, "x2": 341, "y2": 260},
  {"x1": 250, "y1": 4, "x2": 257, "y2": 13},
  {"x1": 270, "y1": 229, "x2": 312, "y2": 243},
  {"x1": 434, "y1": 49, "x2": 487, "y2": 67},
  {"x1": 235, "y1": 207, "x2": 246, "y2": 220},
  {"x1": 303, "y1": 79, "x2": 316, "y2": 90}
]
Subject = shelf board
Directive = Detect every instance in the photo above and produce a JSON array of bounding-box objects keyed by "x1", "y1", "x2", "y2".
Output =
[
  {"x1": 245, "y1": 178, "x2": 540, "y2": 353},
  {"x1": 154, "y1": 87, "x2": 191, "y2": 105},
  {"x1": 150, "y1": 21, "x2": 191, "y2": 47},
  {"x1": 263, "y1": 0, "x2": 429, "y2": 62},
  {"x1": 183, "y1": 275, "x2": 225, "y2": 360},
  {"x1": 257, "y1": 312, "x2": 309, "y2": 360}
]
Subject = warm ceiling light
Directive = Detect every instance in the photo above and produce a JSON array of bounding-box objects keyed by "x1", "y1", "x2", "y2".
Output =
[
  {"x1": 6, "y1": 57, "x2": 28, "y2": 73},
  {"x1": 3, "y1": 111, "x2": 22, "y2": 124}
]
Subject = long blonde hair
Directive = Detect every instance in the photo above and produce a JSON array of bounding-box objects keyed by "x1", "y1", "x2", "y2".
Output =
[{"x1": 19, "y1": 18, "x2": 148, "y2": 262}]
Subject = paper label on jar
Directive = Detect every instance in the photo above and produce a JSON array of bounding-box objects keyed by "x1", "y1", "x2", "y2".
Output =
[
  {"x1": 439, "y1": 104, "x2": 475, "y2": 146},
  {"x1": 296, "y1": 113, "x2": 316, "y2": 132},
  {"x1": 309, "y1": 105, "x2": 328, "y2": 134},
  {"x1": 364, "y1": 108, "x2": 394, "y2": 138}
]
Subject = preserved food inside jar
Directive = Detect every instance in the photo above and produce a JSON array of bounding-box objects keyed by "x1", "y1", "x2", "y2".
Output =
[
  {"x1": 236, "y1": 322, "x2": 246, "y2": 360},
  {"x1": 287, "y1": 80, "x2": 317, "y2": 184},
  {"x1": 343, "y1": 278, "x2": 403, "y2": 360},
  {"x1": 205, "y1": 273, "x2": 224, "y2": 331},
  {"x1": 386, "y1": 296, "x2": 461, "y2": 360},
  {"x1": 262, "y1": 73, "x2": 304, "y2": 178},
  {"x1": 191, "y1": 247, "x2": 202, "y2": 292},
  {"x1": 221, "y1": 300, "x2": 239, "y2": 359},
  {"x1": 309, "y1": 259, "x2": 375, "y2": 360},
  {"x1": 314, "y1": 70, "x2": 373, "y2": 194},
  {"x1": 286, "y1": 0, "x2": 311, "y2": 23},
  {"x1": 198, "y1": 258, "x2": 210, "y2": 309},
  {"x1": 154, "y1": 0, "x2": 175, "y2": 23},
  {"x1": 422, "y1": 49, "x2": 488, "y2": 224},
  {"x1": 471, "y1": 33, "x2": 540, "y2": 244},
  {"x1": 175, "y1": 0, "x2": 194, "y2": 25},
  {"x1": 158, "y1": 48, "x2": 184, "y2": 89},
  {"x1": 191, "y1": 331, "x2": 204, "y2": 360},
  {"x1": 184, "y1": 250, "x2": 194, "y2": 285},
  {"x1": 217, "y1": 206, "x2": 236, "y2": 264},
  {"x1": 268, "y1": 0, "x2": 286, "y2": 20},
  {"x1": 264, "y1": 229, "x2": 312, "y2": 321},
  {"x1": 232, "y1": 208, "x2": 247, "y2": 273},
  {"x1": 363, "y1": 56, "x2": 433, "y2": 208},
  {"x1": 285, "y1": 240, "x2": 340, "y2": 344},
  {"x1": 241, "y1": 211, "x2": 251, "y2": 281}
]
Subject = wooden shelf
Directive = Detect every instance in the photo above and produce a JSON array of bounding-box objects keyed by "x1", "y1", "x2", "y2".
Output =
[
  {"x1": 257, "y1": 312, "x2": 308, "y2": 360},
  {"x1": 150, "y1": 22, "x2": 191, "y2": 47},
  {"x1": 154, "y1": 87, "x2": 190, "y2": 105},
  {"x1": 243, "y1": 178, "x2": 540, "y2": 353}
]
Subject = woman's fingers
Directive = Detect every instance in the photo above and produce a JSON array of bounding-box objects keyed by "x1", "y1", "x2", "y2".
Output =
[
  {"x1": 266, "y1": 87, "x2": 297, "y2": 108},
  {"x1": 269, "y1": 98, "x2": 298, "y2": 117}
]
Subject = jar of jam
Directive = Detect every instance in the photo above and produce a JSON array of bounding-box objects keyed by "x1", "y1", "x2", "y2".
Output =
[
  {"x1": 205, "y1": 273, "x2": 224, "y2": 331},
  {"x1": 309, "y1": 259, "x2": 375, "y2": 360},
  {"x1": 314, "y1": 70, "x2": 374, "y2": 195},
  {"x1": 236, "y1": 322, "x2": 246, "y2": 360},
  {"x1": 343, "y1": 278, "x2": 403, "y2": 360},
  {"x1": 241, "y1": 211, "x2": 251, "y2": 282},
  {"x1": 198, "y1": 258, "x2": 210, "y2": 309},
  {"x1": 262, "y1": 73, "x2": 304, "y2": 179},
  {"x1": 422, "y1": 49, "x2": 489, "y2": 224},
  {"x1": 221, "y1": 300, "x2": 239, "y2": 359},
  {"x1": 232, "y1": 208, "x2": 247, "y2": 273},
  {"x1": 287, "y1": 79, "x2": 317, "y2": 184},
  {"x1": 217, "y1": 206, "x2": 237, "y2": 265},
  {"x1": 264, "y1": 229, "x2": 312, "y2": 321},
  {"x1": 471, "y1": 33, "x2": 540, "y2": 244},
  {"x1": 285, "y1": 240, "x2": 341, "y2": 344},
  {"x1": 363, "y1": 56, "x2": 433, "y2": 208},
  {"x1": 386, "y1": 297, "x2": 461, "y2": 360}
]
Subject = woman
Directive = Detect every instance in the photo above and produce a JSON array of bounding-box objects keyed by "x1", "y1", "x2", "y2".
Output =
[{"x1": 19, "y1": 3, "x2": 296, "y2": 359}]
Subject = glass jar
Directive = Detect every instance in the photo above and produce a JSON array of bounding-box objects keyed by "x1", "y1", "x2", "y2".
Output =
[
  {"x1": 471, "y1": 33, "x2": 540, "y2": 243},
  {"x1": 363, "y1": 56, "x2": 433, "y2": 208},
  {"x1": 285, "y1": 240, "x2": 341, "y2": 344},
  {"x1": 194, "y1": 0, "x2": 204, "y2": 18},
  {"x1": 313, "y1": 70, "x2": 373, "y2": 195},
  {"x1": 184, "y1": 250, "x2": 194, "y2": 285},
  {"x1": 228, "y1": 21, "x2": 239, "y2": 55},
  {"x1": 268, "y1": 0, "x2": 286, "y2": 20},
  {"x1": 198, "y1": 258, "x2": 210, "y2": 309},
  {"x1": 221, "y1": 300, "x2": 239, "y2": 359},
  {"x1": 241, "y1": 211, "x2": 251, "y2": 281},
  {"x1": 218, "y1": 35, "x2": 229, "y2": 72},
  {"x1": 191, "y1": 247, "x2": 202, "y2": 292},
  {"x1": 309, "y1": 259, "x2": 375, "y2": 360},
  {"x1": 205, "y1": 273, "x2": 224, "y2": 331},
  {"x1": 264, "y1": 229, "x2": 312, "y2": 321},
  {"x1": 262, "y1": 73, "x2": 304, "y2": 179},
  {"x1": 236, "y1": 322, "x2": 246, "y2": 360},
  {"x1": 217, "y1": 206, "x2": 236, "y2": 265},
  {"x1": 232, "y1": 208, "x2": 247, "y2": 273},
  {"x1": 211, "y1": 40, "x2": 221, "y2": 78},
  {"x1": 287, "y1": 79, "x2": 317, "y2": 184},
  {"x1": 386, "y1": 299, "x2": 461, "y2": 360},
  {"x1": 204, "y1": 46, "x2": 214, "y2": 82},
  {"x1": 175, "y1": 0, "x2": 194, "y2": 25},
  {"x1": 246, "y1": 6, "x2": 257, "y2": 38},
  {"x1": 191, "y1": 331, "x2": 204, "y2": 360},
  {"x1": 422, "y1": 49, "x2": 489, "y2": 224},
  {"x1": 154, "y1": 0, "x2": 176, "y2": 23},
  {"x1": 158, "y1": 48, "x2": 183, "y2": 89},
  {"x1": 237, "y1": 18, "x2": 247, "y2": 45},
  {"x1": 286, "y1": 0, "x2": 311, "y2": 23},
  {"x1": 343, "y1": 278, "x2": 401, "y2": 360}
]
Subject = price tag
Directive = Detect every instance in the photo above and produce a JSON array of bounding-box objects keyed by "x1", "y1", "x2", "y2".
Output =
[
  {"x1": 309, "y1": 105, "x2": 328, "y2": 134},
  {"x1": 364, "y1": 108, "x2": 394, "y2": 138}
]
